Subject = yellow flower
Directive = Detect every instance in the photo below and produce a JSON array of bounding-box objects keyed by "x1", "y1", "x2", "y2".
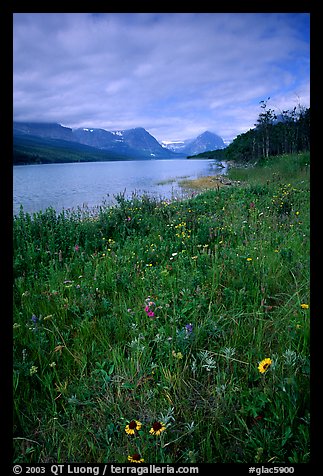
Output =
[
  {"x1": 149, "y1": 421, "x2": 166, "y2": 436},
  {"x1": 125, "y1": 420, "x2": 142, "y2": 435},
  {"x1": 258, "y1": 358, "x2": 272, "y2": 374},
  {"x1": 172, "y1": 350, "x2": 183, "y2": 359},
  {"x1": 128, "y1": 453, "x2": 144, "y2": 463},
  {"x1": 246, "y1": 257, "x2": 252, "y2": 261},
  {"x1": 300, "y1": 303, "x2": 309, "y2": 309}
]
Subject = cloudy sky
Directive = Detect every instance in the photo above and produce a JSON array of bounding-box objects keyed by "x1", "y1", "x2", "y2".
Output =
[{"x1": 13, "y1": 12, "x2": 310, "y2": 143}]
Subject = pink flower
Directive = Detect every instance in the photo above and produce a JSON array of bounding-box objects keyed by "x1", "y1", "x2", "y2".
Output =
[
  {"x1": 144, "y1": 296, "x2": 156, "y2": 317},
  {"x1": 74, "y1": 245, "x2": 80, "y2": 252}
]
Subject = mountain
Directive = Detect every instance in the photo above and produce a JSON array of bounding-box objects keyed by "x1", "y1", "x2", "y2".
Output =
[
  {"x1": 72, "y1": 127, "x2": 117, "y2": 149},
  {"x1": 13, "y1": 122, "x2": 180, "y2": 163},
  {"x1": 72, "y1": 126, "x2": 176, "y2": 158},
  {"x1": 116, "y1": 127, "x2": 167, "y2": 157},
  {"x1": 185, "y1": 131, "x2": 226, "y2": 155},
  {"x1": 161, "y1": 131, "x2": 225, "y2": 156}
]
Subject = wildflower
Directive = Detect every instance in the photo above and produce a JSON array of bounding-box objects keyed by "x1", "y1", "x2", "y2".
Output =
[
  {"x1": 246, "y1": 257, "x2": 252, "y2": 261},
  {"x1": 29, "y1": 365, "x2": 38, "y2": 376},
  {"x1": 49, "y1": 362, "x2": 57, "y2": 368},
  {"x1": 125, "y1": 420, "x2": 142, "y2": 436},
  {"x1": 172, "y1": 350, "x2": 183, "y2": 359},
  {"x1": 258, "y1": 358, "x2": 272, "y2": 374},
  {"x1": 144, "y1": 297, "x2": 156, "y2": 317},
  {"x1": 31, "y1": 314, "x2": 38, "y2": 324},
  {"x1": 149, "y1": 421, "x2": 166, "y2": 436},
  {"x1": 300, "y1": 303, "x2": 309, "y2": 309},
  {"x1": 128, "y1": 453, "x2": 144, "y2": 463},
  {"x1": 185, "y1": 323, "x2": 193, "y2": 333},
  {"x1": 74, "y1": 245, "x2": 80, "y2": 252}
]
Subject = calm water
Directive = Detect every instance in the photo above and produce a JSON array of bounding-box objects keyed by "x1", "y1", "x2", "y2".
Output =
[{"x1": 13, "y1": 159, "x2": 227, "y2": 215}]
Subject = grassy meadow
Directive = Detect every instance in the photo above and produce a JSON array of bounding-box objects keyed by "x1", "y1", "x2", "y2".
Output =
[{"x1": 13, "y1": 152, "x2": 310, "y2": 464}]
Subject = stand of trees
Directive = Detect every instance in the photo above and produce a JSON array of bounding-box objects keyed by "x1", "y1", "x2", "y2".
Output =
[{"x1": 198, "y1": 100, "x2": 310, "y2": 163}]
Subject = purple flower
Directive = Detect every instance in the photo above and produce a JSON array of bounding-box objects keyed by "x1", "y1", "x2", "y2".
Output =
[
  {"x1": 185, "y1": 323, "x2": 193, "y2": 333},
  {"x1": 31, "y1": 314, "x2": 38, "y2": 324}
]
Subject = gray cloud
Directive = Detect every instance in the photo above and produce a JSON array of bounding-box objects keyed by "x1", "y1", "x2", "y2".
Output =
[{"x1": 13, "y1": 13, "x2": 310, "y2": 142}]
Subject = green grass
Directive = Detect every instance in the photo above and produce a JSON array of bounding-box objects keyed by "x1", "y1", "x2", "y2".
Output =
[{"x1": 13, "y1": 153, "x2": 310, "y2": 464}]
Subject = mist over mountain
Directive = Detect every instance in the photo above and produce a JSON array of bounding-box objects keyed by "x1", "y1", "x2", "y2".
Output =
[{"x1": 13, "y1": 122, "x2": 74, "y2": 141}]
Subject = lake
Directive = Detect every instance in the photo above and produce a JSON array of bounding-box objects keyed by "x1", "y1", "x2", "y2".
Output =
[{"x1": 13, "y1": 159, "x2": 227, "y2": 215}]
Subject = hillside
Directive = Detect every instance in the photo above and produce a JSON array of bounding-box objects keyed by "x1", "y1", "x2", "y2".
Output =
[
  {"x1": 188, "y1": 106, "x2": 310, "y2": 164},
  {"x1": 13, "y1": 134, "x2": 133, "y2": 164}
]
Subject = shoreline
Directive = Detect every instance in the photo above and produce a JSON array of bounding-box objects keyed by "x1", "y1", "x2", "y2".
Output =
[{"x1": 179, "y1": 173, "x2": 241, "y2": 191}]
